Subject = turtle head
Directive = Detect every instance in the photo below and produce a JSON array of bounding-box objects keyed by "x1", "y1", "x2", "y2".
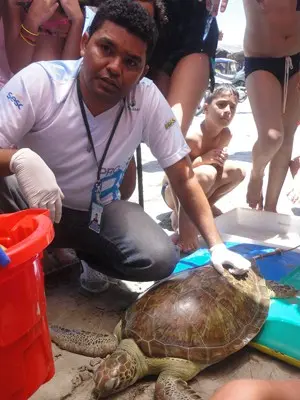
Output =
[{"x1": 93, "y1": 339, "x2": 148, "y2": 398}]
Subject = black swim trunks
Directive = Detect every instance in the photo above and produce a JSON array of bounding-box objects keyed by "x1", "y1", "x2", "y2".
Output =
[
  {"x1": 149, "y1": 0, "x2": 219, "y2": 82},
  {"x1": 244, "y1": 53, "x2": 300, "y2": 86},
  {"x1": 297, "y1": 0, "x2": 300, "y2": 11}
]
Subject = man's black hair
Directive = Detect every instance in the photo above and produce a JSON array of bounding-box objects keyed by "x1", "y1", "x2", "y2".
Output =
[
  {"x1": 89, "y1": 0, "x2": 158, "y2": 62},
  {"x1": 206, "y1": 84, "x2": 240, "y2": 104}
]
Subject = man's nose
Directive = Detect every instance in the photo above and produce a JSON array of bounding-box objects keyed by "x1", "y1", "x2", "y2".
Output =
[{"x1": 107, "y1": 57, "x2": 122, "y2": 76}]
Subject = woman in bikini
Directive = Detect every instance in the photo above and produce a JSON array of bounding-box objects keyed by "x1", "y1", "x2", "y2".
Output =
[{"x1": 2, "y1": 0, "x2": 84, "y2": 75}]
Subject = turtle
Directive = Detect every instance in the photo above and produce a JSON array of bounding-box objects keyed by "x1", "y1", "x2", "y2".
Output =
[{"x1": 50, "y1": 263, "x2": 298, "y2": 399}]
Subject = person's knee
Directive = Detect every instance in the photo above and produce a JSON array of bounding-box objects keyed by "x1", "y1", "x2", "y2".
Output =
[
  {"x1": 259, "y1": 128, "x2": 283, "y2": 150},
  {"x1": 228, "y1": 165, "x2": 246, "y2": 184},
  {"x1": 195, "y1": 166, "x2": 217, "y2": 187},
  {"x1": 149, "y1": 239, "x2": 179, "y2": 280}
]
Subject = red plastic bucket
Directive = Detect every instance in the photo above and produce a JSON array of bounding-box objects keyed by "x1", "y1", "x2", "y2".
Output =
[{"x1": 0, "y1": 209, "x2": 55, "y2": 399}]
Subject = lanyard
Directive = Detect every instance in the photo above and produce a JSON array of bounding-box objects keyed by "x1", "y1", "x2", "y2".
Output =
[{"x1": 76, "y1": 76, "x2": 125, "y2": 182}]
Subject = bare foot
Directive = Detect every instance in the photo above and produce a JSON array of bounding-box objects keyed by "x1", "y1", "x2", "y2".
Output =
[
  {"x1": 211, "y1": 204, "x2": 223, "y2": 217},
  {"x1": 246, "y1": 173, "x2": 264, "y2": 210},
  {"x1": 177, "y1": 208, "x2": 200, "y2": 254}
]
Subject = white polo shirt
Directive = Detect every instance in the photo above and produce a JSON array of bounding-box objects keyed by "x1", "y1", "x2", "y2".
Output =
[{"x1": 0, "y1": 59, "x2": 190, "y2": 211}]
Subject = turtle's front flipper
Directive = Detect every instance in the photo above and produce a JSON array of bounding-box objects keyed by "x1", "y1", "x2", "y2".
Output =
[
  {"x1": 50, "y1": 325, "x2": 118, "y2": 357},
  {"x1": 155, "y1": 373, "x2": 202, "y2": 400},
  {"x1": 266, "y1": 280, "x2": 299, "y2": 298}
]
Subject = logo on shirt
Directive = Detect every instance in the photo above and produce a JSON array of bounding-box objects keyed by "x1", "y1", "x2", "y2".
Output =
[
  {"x1": 165, "y1": 118, "x2": 176, "y2": 130},
  {"x1": 7, "y1": 92, "x2": 23, "y2": 110}
]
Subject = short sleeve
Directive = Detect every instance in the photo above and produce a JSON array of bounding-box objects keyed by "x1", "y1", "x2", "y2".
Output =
[
  {"x1": 0, "y1": 63, "x2": 47, "y2": 148},
  {"x1": 142, "y1": 82, "x2": 190, "y2": 169},
  {"x1": 83, "y1": 7, "x2": 96, "y2": 34}
]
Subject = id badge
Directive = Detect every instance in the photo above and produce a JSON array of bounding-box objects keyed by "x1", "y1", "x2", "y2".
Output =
[{"x1": 89, "y1": 182, "x2": 103, "y2": 234}]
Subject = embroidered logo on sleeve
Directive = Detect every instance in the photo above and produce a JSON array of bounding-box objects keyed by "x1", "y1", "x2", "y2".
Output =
[
  {"x1": 7, "y1": 92, "x2": 23, "y2": 110},
  {"x1": 164, "y1": 118, "x2": 176, "y2": 130}
]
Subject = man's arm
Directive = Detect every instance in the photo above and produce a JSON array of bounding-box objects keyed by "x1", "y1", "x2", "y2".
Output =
[
  {"x1": 0, "y1": 65, "x2": 63, "y2": 222},
  {"x1": 165, "y1": 156, "x2": 222, "y2": 248},
  {"x1": 143, "y1": 82, "x2": 251, "y2": 275}
]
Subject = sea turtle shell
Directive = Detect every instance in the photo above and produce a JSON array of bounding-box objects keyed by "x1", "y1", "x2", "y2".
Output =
[{"x1": 121, "y1": 265, "x2": 269, "y2": 364}]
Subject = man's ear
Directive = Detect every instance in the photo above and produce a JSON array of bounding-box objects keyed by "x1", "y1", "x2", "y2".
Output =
[
  {"x1": 203, "y1": 103, "x2": 209, "y2": 114},
  {"x1": 139, "y1": 64, "x2": 149, "y2": 81},
  {"x1": 80, "y1": 32, "x2": 90, "y2": 57}
]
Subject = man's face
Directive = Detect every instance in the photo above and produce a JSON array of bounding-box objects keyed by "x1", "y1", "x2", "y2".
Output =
[
  {"x1": 205, "y1": 92, "x2": 238, "y2": 127},
  {"x1": 80, "y1": 21, "x2": 148, "y2": 103}
]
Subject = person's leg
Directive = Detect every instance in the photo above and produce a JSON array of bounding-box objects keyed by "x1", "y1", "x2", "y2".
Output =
[
  {"x1": 58, "y1": 201, "x2": 179, "y2": 282},
  {"x1": 163, "y1": 165, "x2": 218, "y2": 210},
  {"x1": 174, "y1": 165, "x2": 218, "y2": 253},
  {"x1": 290, "y1": 156, "x2": 300, "y2": 178},
  {"x1": 208, "y1": 161, "x2": 246, "y2": 206},
  {"x1": 287, "y1": 156, "x2": 300, "y2": 203},
  {"x1": 0, "y1": 175, "x2": 28, "y2": 213},
  {"x1": 265, "y1": 72, "x2": 300, "y2": 211},
  {"x1": 151, "y1": 70, "x2": 171, "y2": 98},
  {"x1": 167, "y1": 53, "x2": 210, "y2": 136},
  {"x1": 246, "y1": 70, "x2": 283, "y2": 209},
  {"x1": 210, "y1": 379, "x2": 300, "y2": 400}
]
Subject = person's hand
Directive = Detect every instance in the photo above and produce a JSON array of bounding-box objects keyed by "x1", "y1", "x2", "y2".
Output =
[
  {"x1": 26, "y1": 0, "x2": 59, "y2": 26},
  {"x1": 60, "y1": 0, "x2": 83, "y2": 22},
  {"x1": 10, "y1": 148, "x2": 64, "y2": 223},
  {"x1": 210, "y1": 243, "x2": 251, "y2": 275},
  {"x1": 202, "y1": 149, "x2": 227, "y2": 167},
  {"x1": 204, "y1": 0, "x2": 229, "y2": 16}
]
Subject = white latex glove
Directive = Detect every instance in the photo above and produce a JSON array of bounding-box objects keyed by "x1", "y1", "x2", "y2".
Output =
[
  {"x1": 210, "y1": 243, "x2": 251, "y2": 276},
  {"x1": 10, "y1": 148, "x2": 64, "y2": 223}
]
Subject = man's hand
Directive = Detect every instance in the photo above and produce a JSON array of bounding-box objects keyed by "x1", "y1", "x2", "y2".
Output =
[
  {"x1": 210, "y1": 243, "x2": 251, "y2": 275},
  {"x1": 202, "y1": 148, "x2": 227, "y2": 166},
  {"x1": 10, "y1": 148, "x2": 64, "y2": 223},
  {"x1": 204, "y1": 0, "x2": 229, "y2": 16}
]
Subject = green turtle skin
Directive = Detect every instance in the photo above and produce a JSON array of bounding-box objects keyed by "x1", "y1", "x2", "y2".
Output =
[{"x1": 50, "y1": 264, "x2": 298, "y2": 399}]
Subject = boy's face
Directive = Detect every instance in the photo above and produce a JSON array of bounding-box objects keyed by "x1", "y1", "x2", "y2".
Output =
[{"x1": 205, "y1": 91, "x2": 238, "y2": 127}]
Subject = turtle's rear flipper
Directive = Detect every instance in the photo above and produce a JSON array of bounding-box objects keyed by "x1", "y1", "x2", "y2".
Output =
[
  {"x1": 155, "y1": 373, "x2": 202, "y2": 400},
  {"x1": 49, "y1": 325, "x2": 118, "y2": 357}
]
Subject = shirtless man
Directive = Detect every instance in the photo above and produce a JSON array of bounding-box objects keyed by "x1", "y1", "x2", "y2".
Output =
[
  {"x1": 162, "y1": 84, "x2": 245, "y2": 252},
  {"x1": 244, "y1": 0, "x2": 300, "y2": 211}
]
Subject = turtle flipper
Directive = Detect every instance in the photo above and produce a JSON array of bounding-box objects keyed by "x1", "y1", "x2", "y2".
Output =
[
  {"x1": 50, "y1": 325, "x2": 118, "y2": 357},
  {"x1": 155, "y1": 373, "x2": 202, "y2": 400},
  {"x1": 265, "y1": 280, "x2": 299, "y2": 298}
]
